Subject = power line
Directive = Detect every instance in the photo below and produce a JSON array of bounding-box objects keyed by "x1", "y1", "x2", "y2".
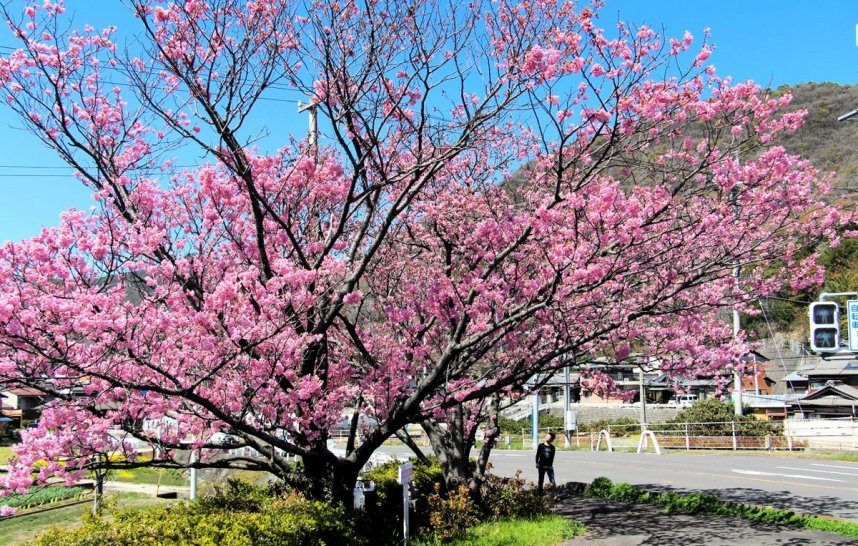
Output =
[{"x1": 0, "y1": 43, "x2": 304, "y2": 99}]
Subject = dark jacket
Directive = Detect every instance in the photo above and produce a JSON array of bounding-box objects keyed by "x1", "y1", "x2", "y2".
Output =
[{"x1": 535, "y1": 442, "x2": 555, "y2": 468}]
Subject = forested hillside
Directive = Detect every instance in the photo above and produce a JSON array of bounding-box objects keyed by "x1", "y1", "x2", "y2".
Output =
[
  {"x1": 748, "y1": 83, "x2": 858, "y2": 341},
  {"x1": 777, "y1": 83, "x2": 858, "y2": 192}
]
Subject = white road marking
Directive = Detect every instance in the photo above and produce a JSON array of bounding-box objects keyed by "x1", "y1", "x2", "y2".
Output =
[
  {"x1": 732, "y1": 468, "x2": 842, "y2": 482},
  {"x1": 812, "y1": 463, "x2": 858, "y2": 471},
  {"x1": 778, "y1": 466, "x2": 858, "y2": 478}
]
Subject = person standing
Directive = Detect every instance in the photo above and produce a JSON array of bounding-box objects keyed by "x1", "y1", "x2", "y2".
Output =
[{"x1": 535, "y1": 432, "x2": 556, "y2": 495}]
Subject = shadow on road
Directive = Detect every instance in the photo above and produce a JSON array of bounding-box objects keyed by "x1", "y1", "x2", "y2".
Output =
[
  {"x1": 639, "y1": 484, "x2": 858, "y2": 521},
  {"x1": 555, "y1": 488, "x2": 857, "y2": 545}
]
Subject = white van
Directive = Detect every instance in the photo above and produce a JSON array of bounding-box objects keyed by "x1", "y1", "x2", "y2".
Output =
[{"x1": 668, "y1": 394, "x2": 698, "y2": 408}]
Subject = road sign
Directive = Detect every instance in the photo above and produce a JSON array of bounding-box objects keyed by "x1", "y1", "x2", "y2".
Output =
[
  {"x1": 848, "y1": 300, "x2": 858, "y2": 352},
  {"x1": 565, "y1": 410, "x2": 577, "y2": 431},
  {"x1": 398, "y1": 462, "x2": 413, "y2": 484}
]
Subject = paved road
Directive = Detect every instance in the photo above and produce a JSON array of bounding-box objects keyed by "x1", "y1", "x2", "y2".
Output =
[
  {"x1": 378, "y1": 446, "x2": 858, "y2": 520},
  {"x1": 486, "y1": 450, "x2": 858, "y2": 521}
]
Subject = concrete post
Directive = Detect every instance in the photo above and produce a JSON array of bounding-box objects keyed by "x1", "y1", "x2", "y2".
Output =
[
  {"x1": 189, "y1": 450, "x2": 198, "y2": 500},
  {"x1": 731, "y1": 421, "x2": 737, "y2": 451}
]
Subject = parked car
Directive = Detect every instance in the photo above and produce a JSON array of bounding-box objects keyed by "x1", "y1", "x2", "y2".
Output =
[{"x1": 667, "y1": 394, "x2": 697, "y2": 408}]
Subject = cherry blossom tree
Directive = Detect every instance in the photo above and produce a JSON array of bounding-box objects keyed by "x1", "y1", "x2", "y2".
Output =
[{"x1": 0, "y1": 0, "x2": 846, "y2": 505}]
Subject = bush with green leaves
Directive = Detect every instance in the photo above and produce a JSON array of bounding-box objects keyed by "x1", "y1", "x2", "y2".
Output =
[
  {"x1": 480, "y1": 471, "x2": 549, "y2": 520},
  {"x1": 497, "y1": 413, "x2": 565, "y2": 435},
  {"x1": 577, "y1": 418, "x2": 639, "y2": 436},
  {"x1": 583, "y1": 476, "x2": 614, "y2": 498},
  {"x1": 425, "y1": 484, "x2": 481, "y2": 542},
  {"x1": 33, "y1": 481, "x2": 366, "y2": 546},
  {"x1": 358, "y1": 457, "x2": 446, "y2": 543},
  {"x1": 666, "y1": 399, "x2": 779, "y2": 436},
  {"x1": 362, "y1": 459, "x2": 552, "y2": 544}
]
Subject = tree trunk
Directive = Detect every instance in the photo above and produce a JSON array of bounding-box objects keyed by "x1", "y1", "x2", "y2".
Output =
[
  {"x1": 300, "y1": 448, "x2": 360, "y2": 506},
  {"x1": 475, "y1": 395, "x2": 502, "y2": 485},
  {"x1": 92, "y1": 467, "x2": 104, "y2": 515},
  {"x1": 421, "y1": 397, "x2": 503, "y2": 510},
  {"x1": 421, "y1": 406, "x2": 474, "y2": 496}
]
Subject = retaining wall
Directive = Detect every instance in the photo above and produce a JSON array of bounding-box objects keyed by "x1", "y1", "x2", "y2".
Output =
[{"x1": 547, "y1": 405, "x2": 682, "y2": 424}]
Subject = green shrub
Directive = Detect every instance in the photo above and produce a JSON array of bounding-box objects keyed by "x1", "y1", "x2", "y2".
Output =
[
  {"x1": 197, "y1": 479, "x2": 270, "y2": 513},
  {"x1": 607, "y1": 482, "x2": 649, "y2": 504},
  {"x1": 577, "y1": 418, "x2": 638, "y2": 436},
  {"x1": 497, "y1": 413, "x2": 566, "y2": 434},
  {"x1": 666, "y1": 399, "x2": 778, "y2": 436},
  {"x1": 583, "y1": 476, "x2": 613, "y2": 498},
  {"x1": 425, "y1": 484, "x2": 481, "y2": 542},
  {"x1": 480, "y1": 471, "x2": 549, "y2": 519},
  {"x1": 359, "y1": 458, "x2": 446, "y2": 544},
  {"x1": 656, "y1": 492, "x2": 721, "y2": 514},
  {"x1": 362, "y1": 459, "x2": 551, "y2": 543},
  {"x1": 33, "y1": 484, "x2": 366, "y2": 546},
  {"x1": 804, "y1": 516, "x2": 858, "y2": 538}
]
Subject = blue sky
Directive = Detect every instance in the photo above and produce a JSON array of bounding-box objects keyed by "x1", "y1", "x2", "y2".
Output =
[{"x1": 1, "y1": 0, "x2": 858, "y2": 243}]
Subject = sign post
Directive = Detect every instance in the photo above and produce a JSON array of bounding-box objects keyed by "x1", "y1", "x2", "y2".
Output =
[
  {"x1": 848, "y1": 300, "x2": 858, "y2": 352},
  {"x1": 398, "y1": 462, "x2": 413, "y2": 543}
]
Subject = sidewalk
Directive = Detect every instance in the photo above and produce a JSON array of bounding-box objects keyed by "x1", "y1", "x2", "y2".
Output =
[{"x1": 553, "y1": 488, "x2": 857, "y2": 545}]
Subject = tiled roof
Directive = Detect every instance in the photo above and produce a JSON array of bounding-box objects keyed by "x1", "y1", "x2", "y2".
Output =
[{"x1": 5, "y1": 387, "x2": 45, "y2": 397}]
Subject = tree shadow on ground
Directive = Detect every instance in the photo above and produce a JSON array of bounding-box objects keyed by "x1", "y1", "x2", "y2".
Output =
[
  {"x1": 640, "y1": 484, "x2": 858, "y2": 521},
  {"x1": 554, "y1": 487, "x2": 857, "y2": 545}
]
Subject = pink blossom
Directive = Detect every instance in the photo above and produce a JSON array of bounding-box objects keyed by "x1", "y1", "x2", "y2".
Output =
[
  {"x1": 343, "y1": 291, "x2": 363, "y2": 305},
  {"x1": 0, "y1": 0, "x2": 845, "y2": 500}
]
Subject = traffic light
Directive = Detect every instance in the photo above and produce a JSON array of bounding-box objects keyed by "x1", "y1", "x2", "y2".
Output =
[{"x1": 809, "y1": 302, "x2": 840, "y2": 353}]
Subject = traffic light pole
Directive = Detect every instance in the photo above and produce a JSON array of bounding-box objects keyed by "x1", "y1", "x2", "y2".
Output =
[{"x1": 810, "y1": 292, "x2": 858, "y2": 357}]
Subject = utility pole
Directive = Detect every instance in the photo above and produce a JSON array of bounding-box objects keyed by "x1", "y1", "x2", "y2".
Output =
[
  {"x1": 733, "y1": 302, "x2": 743, "y2": 416},
  {"x1": 731, "y1": 186, "x2": 743, "y2": 416},
  {"x1": 297, "y1": 100, "x2": 319, "y2": 160}
]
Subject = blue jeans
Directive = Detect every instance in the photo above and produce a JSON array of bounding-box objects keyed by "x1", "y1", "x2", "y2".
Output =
[{"x1": 538, "y1": 466, "x2": 555, "y2": 493}]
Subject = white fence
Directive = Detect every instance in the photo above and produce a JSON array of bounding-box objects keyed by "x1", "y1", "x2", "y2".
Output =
[
  {"x1": 575, "y1": 418, "x2": 858, "y2": 452},
  {"x1": 784, "y1": 418, "x2": 858, "y2": 450}
]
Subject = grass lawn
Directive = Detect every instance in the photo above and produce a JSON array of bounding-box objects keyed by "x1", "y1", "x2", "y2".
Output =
[
  {"x1": 112, "y1": 466, "x2": 189, "y2": 487},
  {"x1": 663, "y1": 449, "x2": 858, "y2": 463},
  {"x1": 786, "y1": 450, "x2": 858, "y2": 463},
  {"x1": 0, "y1": 445, "x2": 12, "y2": 464},
  {"x1": 416, "y1": 515, "x2": 585, "y2": 546},
  {"x1": 0, "y1": 492, "x2": 176, "y2": 546}
]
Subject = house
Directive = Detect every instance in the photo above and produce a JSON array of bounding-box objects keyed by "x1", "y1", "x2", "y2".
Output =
[
  {"x1": 781, "y1": 371, "x2": 809, "y2": 395},
  {"x1": 1, "y1": 387, "x2": 50, "y2": 423},
  {"x1": 789, "y1": 381, "x2": 858, "y2": 419},
  {"x1": 801, "y1": 361, "x2": 858, "y2": 391}
]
